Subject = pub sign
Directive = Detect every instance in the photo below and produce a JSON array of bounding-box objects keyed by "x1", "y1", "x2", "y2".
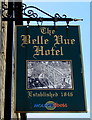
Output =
[{"x1": 15, "y1": 26, "x2": 87, "y2": 113}]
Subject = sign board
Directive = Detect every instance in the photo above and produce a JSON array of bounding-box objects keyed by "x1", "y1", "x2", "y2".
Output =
[{"x1": 15, "y1": 26, "x2": 87, "y2": 113}]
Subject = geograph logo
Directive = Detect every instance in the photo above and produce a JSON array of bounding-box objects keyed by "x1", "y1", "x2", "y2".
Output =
[
  {"x1": 34, "y1": 101, "x2": 68, "y2": 110},
  {"x1": 45, "y1": 101, "x2": 56, "y2": 110}
]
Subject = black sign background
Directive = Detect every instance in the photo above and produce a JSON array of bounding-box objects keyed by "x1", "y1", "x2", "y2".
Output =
[{"x1": 15, "y1": 26, "x2": 87, "y2": 113}]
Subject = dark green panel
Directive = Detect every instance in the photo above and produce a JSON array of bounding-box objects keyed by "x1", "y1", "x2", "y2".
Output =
[{"x1": 15, "y1": 26, "x2": 86, "y2": 113}]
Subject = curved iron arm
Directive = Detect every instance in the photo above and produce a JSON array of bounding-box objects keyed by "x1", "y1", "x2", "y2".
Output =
[{"x1": 22, "y1": 3, "x2": 54, "y2": 18}]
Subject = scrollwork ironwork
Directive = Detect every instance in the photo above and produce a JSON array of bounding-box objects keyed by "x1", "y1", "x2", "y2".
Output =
[
  {"x1": 2, "y1": 2, "x2": 55, "y2": 19},
  {"x1": 21, "y1": 3, "x2": 54, "y2": 18},
  {"x1": 54, "y1": 13, "x2": 67, "y2": 18},
  {"x1": 2, "y1": 2, "x2": 83, "y2": 22},
  {"x1": 22, "y1": 4, "x2": 38, "y2": 18}
]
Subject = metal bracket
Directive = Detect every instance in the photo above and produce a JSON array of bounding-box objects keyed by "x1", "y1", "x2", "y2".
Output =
[
  {"x1": 2, "y1": 2, "x2": 83, "y2": 23},
  {"x1": 22, "y1": 3, "x2": 54, "y2": 18}
]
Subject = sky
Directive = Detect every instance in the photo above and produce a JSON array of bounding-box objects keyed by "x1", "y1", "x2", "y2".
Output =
[{"x1": 23, "y1": 1, "x2": 90, "y2": 118}]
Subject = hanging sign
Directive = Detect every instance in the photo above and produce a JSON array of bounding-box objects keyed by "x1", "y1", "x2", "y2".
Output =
[{"x1": 15, "y1": 25, "x2": 87, "y2": 113}]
